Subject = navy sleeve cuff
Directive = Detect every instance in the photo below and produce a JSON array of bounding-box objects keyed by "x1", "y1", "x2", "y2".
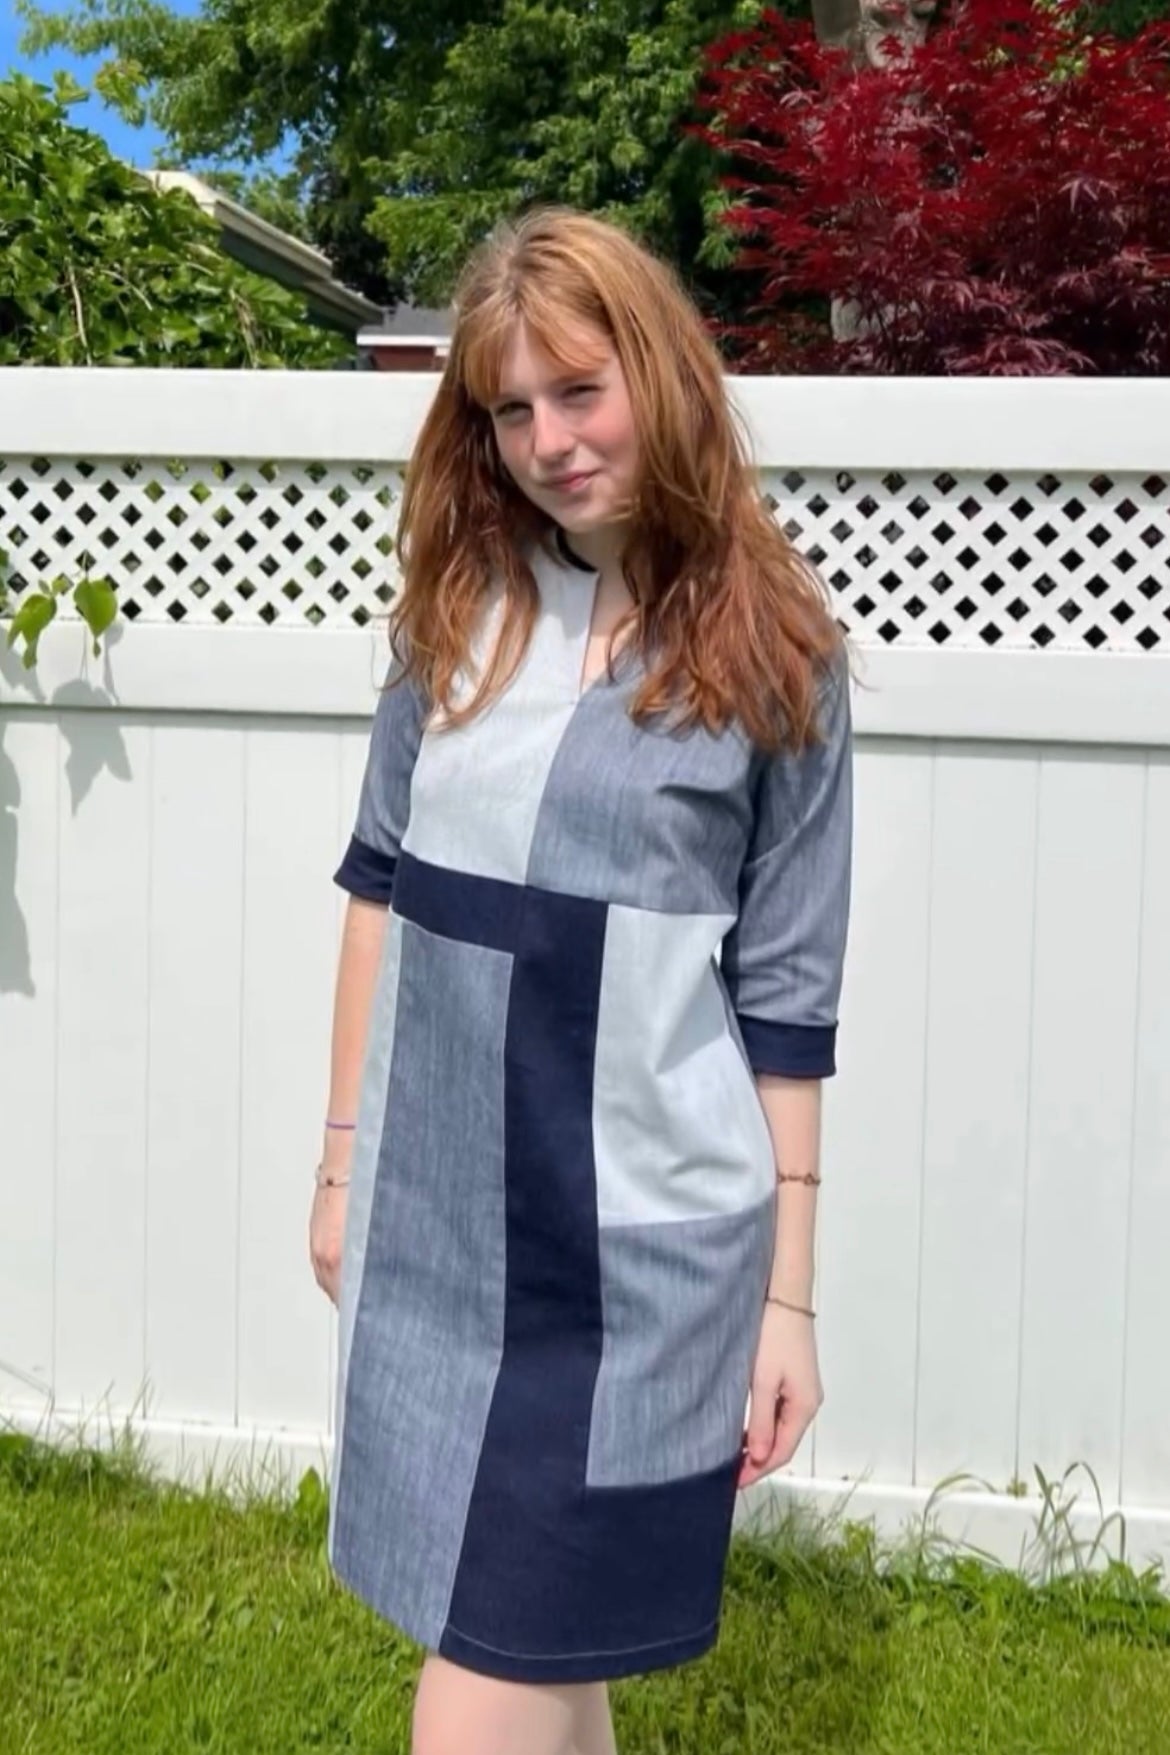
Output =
[
  {"x1": 333, "y1": 833, "x2": 397, "y2": 903},
  {"x1": 736, "y1": 1015, "x2": 837, "y2": 1078}
]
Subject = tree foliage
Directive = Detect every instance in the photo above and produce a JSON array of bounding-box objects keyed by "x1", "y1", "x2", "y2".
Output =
[
  {"x1": 691, "y1": 0, "x2": 1170, "y2": 373},
  {"x1": 0, "y1": 70, "x2": 352, "y2": 665},
  {"x1": 0, "y1": 70, "x2": 351, "y2": 368},
  {"x1": 1083, "y1": 0, "x2": 1170, "y2": 31},
  {"x1": 14, "y1": 0, "x2": 807, "y2": 315}
]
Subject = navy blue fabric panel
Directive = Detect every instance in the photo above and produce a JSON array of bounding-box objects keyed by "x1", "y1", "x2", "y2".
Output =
[
  {"x1": 439, "y1": 1450, "x2": 741, "y2": 1682},
  {"x1": 333, "y1": 833, "x2": 396, "y2": 903},
  {"x1": 440, "y1": 885, "x2": 741, "y2": 1675},
  {"x1": 737, "y1": 1014, "x2": 837, "y2": 1079},
  {"x1": 443, "y1": 885, "x2": 607, "y2": 1654},
  {"x1": 391, "y1": 849, "x2": 525, "y2": 954}
]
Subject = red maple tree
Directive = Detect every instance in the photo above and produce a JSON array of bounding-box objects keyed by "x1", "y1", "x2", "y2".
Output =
[{"x1": 689, "y1": 0, "x2": 1170, "y2": 374}]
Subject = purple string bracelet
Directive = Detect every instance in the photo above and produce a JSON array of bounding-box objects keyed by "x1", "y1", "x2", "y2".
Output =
[{"x1": 324, "y1": 1118, "x2": 357, "y2": 1131}]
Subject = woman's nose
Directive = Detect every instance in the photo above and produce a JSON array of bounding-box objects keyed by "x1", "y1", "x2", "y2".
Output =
[{"x1": 530, "y1": 399, "x2": 573, "y2": 461}]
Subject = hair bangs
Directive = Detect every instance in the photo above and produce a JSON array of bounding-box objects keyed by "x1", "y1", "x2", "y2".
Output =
[{"x1": 461, "y1": 278, "x2": 613, "y2": 411}]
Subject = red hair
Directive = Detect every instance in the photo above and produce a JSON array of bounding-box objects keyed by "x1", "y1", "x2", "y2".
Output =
[{"x1": 389, "y1": 203, "x2": 852, "y2": 753}]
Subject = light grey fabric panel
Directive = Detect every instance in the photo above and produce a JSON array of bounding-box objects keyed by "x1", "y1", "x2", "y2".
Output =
[
  {"x1": 585, "y1": 1193, "x2": 776, "y2": 1486},
  {"x1": 592, "y1": 904, "x2": 777, "y2": 1225},
  {"x1": 328, "y1": 921, "x2": 512, "y2": 1647},
  {"x1": 402, "y1": 552, "x2": 591, "y2": 883},
  {"x1": 721, "y1": 649, "x2": 854, "y2": 1029},
  {"x1": 525, "y1": 676, "x2": 754, "y2": 914}
]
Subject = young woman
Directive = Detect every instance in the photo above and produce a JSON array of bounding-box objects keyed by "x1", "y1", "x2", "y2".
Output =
[{"x1": 309, "y1": 204, "x2": 854, "y2": 1755}]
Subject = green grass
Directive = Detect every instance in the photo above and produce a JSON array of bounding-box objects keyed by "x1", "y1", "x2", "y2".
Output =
[{"x1": 2, "y1": 1425, "x2": 1170, "y2": 1754}]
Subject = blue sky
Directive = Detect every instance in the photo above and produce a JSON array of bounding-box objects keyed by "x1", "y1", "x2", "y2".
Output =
[{"x1": 1, "y1": 0, "x2": 294, "y2": 174}]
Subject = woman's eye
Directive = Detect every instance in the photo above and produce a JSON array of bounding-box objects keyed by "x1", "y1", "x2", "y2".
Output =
[{"x1": 495, "y1": 385, "x2": 596, "y2": 417}]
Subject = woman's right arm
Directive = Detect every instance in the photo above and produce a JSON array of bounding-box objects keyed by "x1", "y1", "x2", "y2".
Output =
[
  {"x1": 309, "y1": 894, "x2": 389, "y2": 1304},
  {"x1": 313, "y1": 646, "x2": 427, "y2": 1301}
]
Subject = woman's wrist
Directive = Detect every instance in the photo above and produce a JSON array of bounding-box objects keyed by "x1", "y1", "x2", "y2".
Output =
[
  {"x1": 768, "y1": 1247, "x2": 815, "y2": 1307},
  {"x1": 768, "y1": 1274, "x2": 814, "y2": 1305},
  {"x1": 320, "y1": 1119, "x2": 356, "y2": 1171}
]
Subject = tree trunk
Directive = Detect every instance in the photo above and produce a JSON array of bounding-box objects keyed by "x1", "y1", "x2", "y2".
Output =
[
  {"x1": 810, "y1": 0, "x2": 941, "y2": 344},
  {"x1": 811, "y1": 0, "x2": 939, "y2": 68}
]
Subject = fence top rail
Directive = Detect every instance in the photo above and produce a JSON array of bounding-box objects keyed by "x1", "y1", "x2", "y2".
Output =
[{"x1": 1, "y1": 369, "x2": 1168, "y2": 473}]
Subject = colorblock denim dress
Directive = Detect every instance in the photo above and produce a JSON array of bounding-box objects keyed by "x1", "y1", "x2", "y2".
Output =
[{"x1": 326, "y1": 523, "x2": 853, "y2": 1683}]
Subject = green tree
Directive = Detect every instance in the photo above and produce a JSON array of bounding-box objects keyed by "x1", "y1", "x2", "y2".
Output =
[
  {"x1": 14, "y1": 0, "x2": 807, "y2": 317},
  {"x1": 0, "y1": 70, "x2": 351, "y2": 368},
  {"x1": 0, "y1": 69, "x2": 350, "y2": 665},
  {"x1": 1083, "y1": 0, "x2": 1170, "y2": 28}
]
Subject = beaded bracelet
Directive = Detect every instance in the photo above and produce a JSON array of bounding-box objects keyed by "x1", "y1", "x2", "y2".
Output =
[{"x1": 315, "y1": 1164, "x2": 352, "y2": 1188}]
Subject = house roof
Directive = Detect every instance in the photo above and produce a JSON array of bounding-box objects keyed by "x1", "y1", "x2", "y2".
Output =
[
  {"x1": 136, "y1": 168, "x2": 386, "y2": 333},
  {"x1": 355, "y1": 300, "x2": 453, "y2": 354},
  {"x1": 133, "y1": 168, "x2": 455, "y2": 353}
]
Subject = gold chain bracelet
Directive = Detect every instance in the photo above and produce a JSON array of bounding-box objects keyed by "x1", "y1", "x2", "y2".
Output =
[{"x1": 765, "y1": 1293, "x2": 816, "y2": 1319}]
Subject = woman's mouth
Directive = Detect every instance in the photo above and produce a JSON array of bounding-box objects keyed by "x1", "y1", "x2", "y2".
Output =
[{"x1": 548, "y1": 472, "x2": 596, "y2": 494}]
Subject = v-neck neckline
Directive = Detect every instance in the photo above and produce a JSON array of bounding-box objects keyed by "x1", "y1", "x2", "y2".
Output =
[
  {"x1": 554, "y1": 523, "x2": 598, "y2": 578},
  {"x1": 551, "y1": 525, "x2": 611, "y2": 702}
]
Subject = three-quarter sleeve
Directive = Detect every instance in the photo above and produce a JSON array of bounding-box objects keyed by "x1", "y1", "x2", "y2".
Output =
[
  {"x1": 333, "y1": 652, "x2": 429, "y2": 903},
  {"x1": 721, "y1": 649, "x2": 854, "y2": 1078}
]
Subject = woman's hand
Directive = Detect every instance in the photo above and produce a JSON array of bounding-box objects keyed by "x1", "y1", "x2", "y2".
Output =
[
  {"x1": 309, "y1": 1183, "x2": 349, "y2": 1308},
  {"x1": 738, "y1": 1301, "x2": 824, "y2": 1489}
]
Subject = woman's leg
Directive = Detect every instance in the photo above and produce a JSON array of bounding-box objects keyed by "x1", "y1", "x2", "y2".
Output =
[
  {"x1": 412, "y1": 1652, "x2": 608, "y2": 1755},
  {"x1": 568, "y1": 1681, "x2": 619, "y2": 1755}
]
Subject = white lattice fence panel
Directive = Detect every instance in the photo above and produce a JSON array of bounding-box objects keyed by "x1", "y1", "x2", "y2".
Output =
[
  {"x1": 1, "y1": 452, "x2": 1166, "y2": 650},
  {"x1": 761, "y1": 465, "x2": 1169, "y2": 653},
  {"x1": 0, "y1": 455, "x2": 404, "y2": 629}
]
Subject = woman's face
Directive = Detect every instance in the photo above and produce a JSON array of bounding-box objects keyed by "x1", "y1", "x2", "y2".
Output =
[{"x1": 487, "y1": 319, "x2": 640, "y2": 542}]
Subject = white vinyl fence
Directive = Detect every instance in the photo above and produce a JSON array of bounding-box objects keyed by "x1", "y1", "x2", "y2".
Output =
[{"x1": 1, "y1": 369, "x2": 1168, "y2": 1576}]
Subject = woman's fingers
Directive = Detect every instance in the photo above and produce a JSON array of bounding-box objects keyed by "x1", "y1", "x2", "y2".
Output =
[
  {"x1": 738, "y1": 1303, "x2": 824, "y2": 1488},
  {"x1": 738, "y1": 1389, "x2": 820, "y2": 1486},
  {"x1": 769, "y1": 1395, "x2": 815, "y2": 1468},
  {"x1": 744, "y1": 1387, "x2": 778, "y2": 1468},
  {"x1": 309, "y1": 1185, "x2": 348, "y2": 1306}
]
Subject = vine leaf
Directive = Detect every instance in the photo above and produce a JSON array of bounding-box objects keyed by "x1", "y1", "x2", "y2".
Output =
[
  {"x1": 5, "y1": 591, "x2": 58, "y2": 669},
  {"x1": 74, "y1": 578, "x2": 119, "y2": 655}
]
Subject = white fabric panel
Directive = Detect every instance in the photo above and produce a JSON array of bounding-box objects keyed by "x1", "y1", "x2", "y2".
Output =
[
  {"x1": 592, "y1": 904, "x2": 777, "y2": 1225},
  {"x1": 402, "y1": 548, "x2": 596, "y2": 883}
]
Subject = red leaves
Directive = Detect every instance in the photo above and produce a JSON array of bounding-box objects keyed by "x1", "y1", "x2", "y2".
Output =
[{"x1": 690, "y1": 0, "x2": 1170, "y2": 373}]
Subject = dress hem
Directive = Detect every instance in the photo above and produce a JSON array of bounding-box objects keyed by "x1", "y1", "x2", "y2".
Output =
[
  {"x1": 329, "y1": 1551, "x2": 724, "y2": 1684},
  {"x1": 436, "y1": 1613, "x2": 722, "y2": 1683}
]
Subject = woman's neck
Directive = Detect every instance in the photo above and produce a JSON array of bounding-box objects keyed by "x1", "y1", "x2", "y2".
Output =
[{"x1": 555, "y1": 520, "x2": 629, "y2": 580}]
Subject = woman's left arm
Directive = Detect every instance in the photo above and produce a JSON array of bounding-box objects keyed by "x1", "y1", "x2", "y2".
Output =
[
  {"x1": 720, "y1": 647, "x2": 853, "y2": 1488},
  {"x1": 739, "y1": 1069, "x2": 825, "y2": 1488}
]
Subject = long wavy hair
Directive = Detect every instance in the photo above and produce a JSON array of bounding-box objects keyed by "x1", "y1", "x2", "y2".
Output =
[{"x1": 389, "y1": 204, "x2": 852, "y2": 753}]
